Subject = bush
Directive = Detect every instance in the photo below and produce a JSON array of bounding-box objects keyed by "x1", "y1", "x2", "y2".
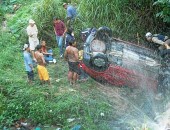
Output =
[
  {"x1": 0, "y1": 6, "x2": 5, "y2": 23},
  {"x1": 154, "y1": 0, "x2": 170, "y2": 23}
]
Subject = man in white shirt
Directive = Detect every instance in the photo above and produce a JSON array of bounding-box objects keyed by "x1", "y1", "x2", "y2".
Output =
[{"x1": 26, "y1": 19, "x2": 39, "y2": 60}]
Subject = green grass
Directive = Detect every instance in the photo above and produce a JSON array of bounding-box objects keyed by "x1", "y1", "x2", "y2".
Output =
[
  {"x1": 0, "y1": 30, "x2": 113, "y2": 129},
  {"x1": 0, "y1": 0, "x2": 169, "y2": 129}
]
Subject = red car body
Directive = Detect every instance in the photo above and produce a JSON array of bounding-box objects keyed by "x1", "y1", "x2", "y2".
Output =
[
  {"x1": 80, "y1": 61, "x2": 158, "y2": 91},
  {"x1": 80, "y1": 27, "x2": 160, "y2": 91}
]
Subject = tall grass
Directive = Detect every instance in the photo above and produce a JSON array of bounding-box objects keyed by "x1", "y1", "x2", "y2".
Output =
[
  {"x1": 78, "y1": 0, "x2": 167, "y2": 43},
  {"x1": 8, "y1": 0, "x2": 167, "y2": 46},
  {"x1": 1, "y1": 0, "x2": 169, "y2": 129},
  {"x1": 78, "y1": 0, "x2": 138, "y2": 41}
]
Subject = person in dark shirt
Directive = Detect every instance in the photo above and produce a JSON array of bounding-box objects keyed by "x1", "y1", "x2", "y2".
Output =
[
  {"x1": 145, "y1": 32, "x2": 169, "y2": 45},
  {"x1": 145, "y1": 32, "x2": 170, "y2": 50},
  {"x1": 65, "y1": 28, "x2": 75, "y2": 48}
]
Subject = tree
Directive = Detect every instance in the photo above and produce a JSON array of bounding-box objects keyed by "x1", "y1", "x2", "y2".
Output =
[{"x1": 154, "y1": 0, "x2": 170, "y2": 23}]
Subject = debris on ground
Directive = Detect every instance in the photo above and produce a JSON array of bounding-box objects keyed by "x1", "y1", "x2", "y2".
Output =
[{"x1": 71, "y1": 125, "x2": 81, "y2": 130}]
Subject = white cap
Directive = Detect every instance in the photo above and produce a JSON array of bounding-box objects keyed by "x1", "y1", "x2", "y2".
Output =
[
  {"x1": 29, "y1": 19, "x2": 35, "y2": 24},
  {"x1": 145, "y1": 32, "x2": 152, "y2": 37},
  {"x1": 63, "y1": 3, "x2": 67, "y2": 6},
  {"x1": 23, "y1": 44, "x2": 29, "y2": 50}
]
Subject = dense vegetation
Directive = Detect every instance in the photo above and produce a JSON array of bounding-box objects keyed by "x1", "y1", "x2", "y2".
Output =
[{"x1": 0, "y1": 0, "x2": 169, "y2": 129}]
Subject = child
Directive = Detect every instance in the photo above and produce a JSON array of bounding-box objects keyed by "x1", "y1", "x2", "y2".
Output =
[{"x1": 41, "y1": 40, "x2": 56, "y2": 63}]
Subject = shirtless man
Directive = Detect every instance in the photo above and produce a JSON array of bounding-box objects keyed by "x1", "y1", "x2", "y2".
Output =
[
  {"x1": 64, "y1": 39, "x2": 80, "y2": 85},
  {"x1": 35, "y1": 45, "x2": 50, "y2": 85}
]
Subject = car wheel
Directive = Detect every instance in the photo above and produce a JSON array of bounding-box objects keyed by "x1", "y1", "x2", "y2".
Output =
[
  {"x1": 90, "y1": 53, "x2": 109, "y2": 72},
  {"x1": 96, "y1": 26, "x2": 112, "y2": 42}
]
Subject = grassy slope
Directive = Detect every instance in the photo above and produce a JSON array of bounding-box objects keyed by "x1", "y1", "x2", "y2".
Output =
[
  {"x1": 0, "y1": 1, "x2": 113, "y2": 129},
  {"x1": 1, "y1": 0, "x2": 169, "y2": 129},
  {"x1": 0, "y1": 31, "x2": 114, "y2": 129}
]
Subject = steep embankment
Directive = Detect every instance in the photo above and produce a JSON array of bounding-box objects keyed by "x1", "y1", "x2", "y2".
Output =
[{"x1": 1, "y1": 0, "x2": 170, "y2": 129}]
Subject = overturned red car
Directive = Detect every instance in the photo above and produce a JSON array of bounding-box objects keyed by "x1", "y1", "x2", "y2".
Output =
[{"x1": 80, "y1": 27, "x2": 161, "y2": 90}]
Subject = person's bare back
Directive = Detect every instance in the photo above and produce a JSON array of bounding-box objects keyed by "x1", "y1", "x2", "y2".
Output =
[
  {"x1": 64, "y1": 44, "x2": 80, "y2": 85},
  {"x1": 65, "y1": 46, "x2": 78, "y2": 62}
]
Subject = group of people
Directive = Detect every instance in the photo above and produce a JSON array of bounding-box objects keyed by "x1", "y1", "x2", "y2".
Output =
[
  {"x1": 25, "y1": 18, "x2": 56, "y2": 85},
  {"x1": 23, "y1": 3, "x2": 82, "y2": 85},
  {"x1": 23, "y1": 2, "x2": 170, "y2": 86},
  {"x1": 23, "y1": 42, "x2": 51, "y2": 85},
  {"x1": 53, "y1": 2, "x2": 77, "y2": 58}
]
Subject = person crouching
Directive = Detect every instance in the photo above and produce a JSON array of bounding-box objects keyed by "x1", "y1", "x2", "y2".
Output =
[{"x1": 145, "y1": 32, "x2": 170, "y2": 50}]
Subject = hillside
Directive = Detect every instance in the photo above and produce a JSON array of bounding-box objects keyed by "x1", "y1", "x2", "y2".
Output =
[{"x1": 0, "y1": 0, "x2": 170, "y2": 130}]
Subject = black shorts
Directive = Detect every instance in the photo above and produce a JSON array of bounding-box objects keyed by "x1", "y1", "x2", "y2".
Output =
[
  {"x1": 27, "y1": 71, "x2": 34, "y2": 81},
  {"x1": 68, "y1": 61, "x2": 80, "y2": 75}
]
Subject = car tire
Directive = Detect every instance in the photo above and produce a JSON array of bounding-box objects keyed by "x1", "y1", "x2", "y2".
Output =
[
  {"x1": 96, "y1": 26, "x2": 112, "y2": 42},
  {"x1": 90, "y1": 53, "x2": 109, "y2": 72}
]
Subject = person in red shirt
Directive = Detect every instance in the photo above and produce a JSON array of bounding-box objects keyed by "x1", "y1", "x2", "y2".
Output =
[{"x1": 53, "y1": 17, "x2": 67, "y2": 58}]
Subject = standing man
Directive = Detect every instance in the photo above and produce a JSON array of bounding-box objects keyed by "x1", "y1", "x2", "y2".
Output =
[
  {"x1": 23, "y1": 43, "x2": 34, "y2": 83},
  {"x1": 35, "y1": 45, "x2": 50, "y2": 85},
  {"x1": 53, "y1": 17, "x2": 67, "y2": 58},
  {"x1": 63, "y1": 3, "x2": 77, "y2": 28},
  {"x1": 64, "y1": 39, "x2": 80, "y2": 85},
  {"x1": 26, "y1": 19, "x2": 39, "y2": 61}
]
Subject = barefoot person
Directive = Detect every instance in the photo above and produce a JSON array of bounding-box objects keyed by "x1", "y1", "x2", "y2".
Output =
[
  {"x1": 35, "y1": 45, "x2": 50, "y2": 85},
  {"x1": 64, "y1": 39, "x2": 80, "y2": 85}
]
